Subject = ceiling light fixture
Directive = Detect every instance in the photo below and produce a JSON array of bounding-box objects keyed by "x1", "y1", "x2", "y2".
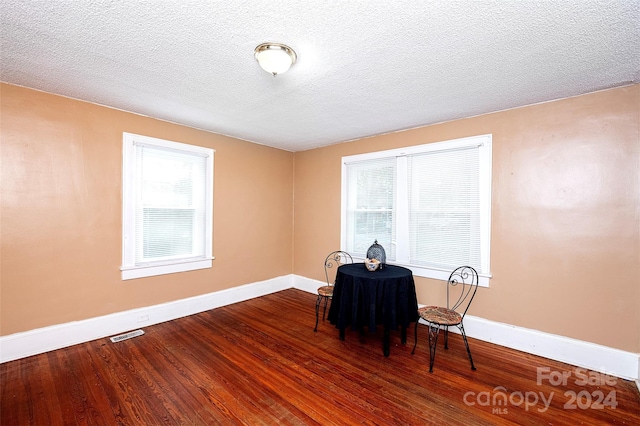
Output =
[{"x1": 254, "y1": 43, "x2": 297, "y2": 76}]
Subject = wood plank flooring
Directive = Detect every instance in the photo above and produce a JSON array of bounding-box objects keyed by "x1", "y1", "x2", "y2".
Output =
[{"x1": 2, "y1": 288, "x2": 639, "y2": 425}]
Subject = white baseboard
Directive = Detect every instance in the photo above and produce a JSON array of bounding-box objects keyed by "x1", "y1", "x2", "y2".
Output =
[
  {"x1": 2, "y1": 274, "x2": 638, "y2": 382},
  {"x1": 0, "y1": 274, "x2": 293, "y2": 363},
  {"x1": 457, "y1": 315, "x2": 639, "y2": 381},
  {"x1": 292, "y1": 274, "x2": 323, "y2": 295},
  {"x1": 637, "y1": 356, "x2": 640, "y2": 392}
]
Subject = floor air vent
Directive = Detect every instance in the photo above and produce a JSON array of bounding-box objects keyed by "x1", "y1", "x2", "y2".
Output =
[{"x1": 110, "y1": 329, "x2": 145, "y2": 343}]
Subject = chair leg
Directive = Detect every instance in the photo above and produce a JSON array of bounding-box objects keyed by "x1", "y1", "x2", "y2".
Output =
[
  {"x1": 427, "y1": 323, "x2": 440, "y2": 373},
  {"x1": 458, "y1": 323, "x2": 476, "y2": 370},
  {"x1": 444, "y1": 326, "x2": 449, "y2": 350},
  {"x1": 322, "y1": 296, "x2": 329, "y2": 320},
  {"x1": 412, "y1": 321, "x2": 419, "y2": 354},
  {"x1": 314, "y1": 295, "x2": 323, "y2": 332}
]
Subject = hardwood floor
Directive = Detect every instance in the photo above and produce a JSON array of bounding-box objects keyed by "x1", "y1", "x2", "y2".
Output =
[{"x1": 2, "y1": 288, "x2": 639, "y2": 425}]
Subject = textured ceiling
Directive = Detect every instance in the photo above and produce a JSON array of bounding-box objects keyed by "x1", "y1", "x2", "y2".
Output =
[{"x1": 1, "y1": 1, "x2": 639, "y2": 152}]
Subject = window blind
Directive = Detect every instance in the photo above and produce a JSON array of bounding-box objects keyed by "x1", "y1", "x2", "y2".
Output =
[
  {"x1": 134, "y1": 143, "x2": 207, "y2": 265},
  {"x1": 408, "y1": 146, "x2": 481, "y2": 271},
  {"x1": 345, "y1": 157, "x2": 397, "y2": 260}
]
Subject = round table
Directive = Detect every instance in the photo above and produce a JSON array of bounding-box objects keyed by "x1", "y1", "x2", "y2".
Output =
[{"x1": 327, "y1": 263, "x2": 418, "y2": 356}]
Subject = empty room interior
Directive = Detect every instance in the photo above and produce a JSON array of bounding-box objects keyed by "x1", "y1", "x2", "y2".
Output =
[{"x1": 1, "y1": 1, "x2": 639, "y2": 424}]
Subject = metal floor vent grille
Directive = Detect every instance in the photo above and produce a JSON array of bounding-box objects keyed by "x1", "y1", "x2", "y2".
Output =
[{"x1": 110, "y1": 329, "x2": 145, "y2": 343}]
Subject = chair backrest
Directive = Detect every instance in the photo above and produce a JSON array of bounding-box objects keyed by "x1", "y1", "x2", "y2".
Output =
[
  {"x1": 446, "y1": 266, "x2": 479, "y2": 318},
  {"x1": 324, "y1": 251, "x2": 353, "y2": 286}
]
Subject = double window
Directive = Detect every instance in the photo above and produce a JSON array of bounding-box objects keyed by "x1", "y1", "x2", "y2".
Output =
[
  {"x1": 121, "y1": 133, "x2": 214, "y2": 280},
  {"x1": 341, "y1": 134, "x2": 492, "y2": 286}
]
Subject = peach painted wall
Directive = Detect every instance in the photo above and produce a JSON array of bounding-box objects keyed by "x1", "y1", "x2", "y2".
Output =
[
  {"x1": 1, "y1": 83, "x2": 294, "y2": 335},
  {"x1": 293, "y1": 85, "x2": 640, "y2": 353}
]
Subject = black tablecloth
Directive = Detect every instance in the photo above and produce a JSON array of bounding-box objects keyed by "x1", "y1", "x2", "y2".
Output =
[{"x1": 328, "y1": 263, "x2": 419, "y2": 337}]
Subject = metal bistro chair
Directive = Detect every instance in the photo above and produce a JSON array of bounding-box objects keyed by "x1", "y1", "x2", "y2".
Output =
[
  {"x1": 412, "y1": 266, "x2": 479, "y2": 372},
  {"x1": 314, "y1": 250, "x2": 353, "y2": 332}
]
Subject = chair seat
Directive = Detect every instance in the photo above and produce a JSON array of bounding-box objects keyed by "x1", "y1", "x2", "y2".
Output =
[
  {"x1": 318, "y1": 285, "x2": 333, "y2": 297},
  {"x1": 418, "y1": 306, "x2": 461, "y2": 326}
]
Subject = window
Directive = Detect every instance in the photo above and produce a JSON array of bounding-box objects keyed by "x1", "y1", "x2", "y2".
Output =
[
  {"x1": 341, "y1": 134, "x2": 492, "y2": 286},
  {"x1": 121, "y1": 133, "x2": 214, "y2": 280}
]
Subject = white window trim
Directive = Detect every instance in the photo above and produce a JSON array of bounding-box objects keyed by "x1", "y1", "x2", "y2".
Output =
[
  {"x1": 121, "y1": 133, "x2": 214, "y2": 280},
  {"x1": 341, "y1": 134, "x2": 492, "y2": 287}
]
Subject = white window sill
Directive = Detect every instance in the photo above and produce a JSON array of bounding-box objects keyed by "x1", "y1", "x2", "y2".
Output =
[{"x1": 121, "y1": 257, "x2": 214, "y2": 280}]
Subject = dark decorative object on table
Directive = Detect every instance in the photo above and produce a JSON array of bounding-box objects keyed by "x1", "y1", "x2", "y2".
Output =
[{"x1": 366, "y1": 240, "x2": 386, "y2": 271}]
